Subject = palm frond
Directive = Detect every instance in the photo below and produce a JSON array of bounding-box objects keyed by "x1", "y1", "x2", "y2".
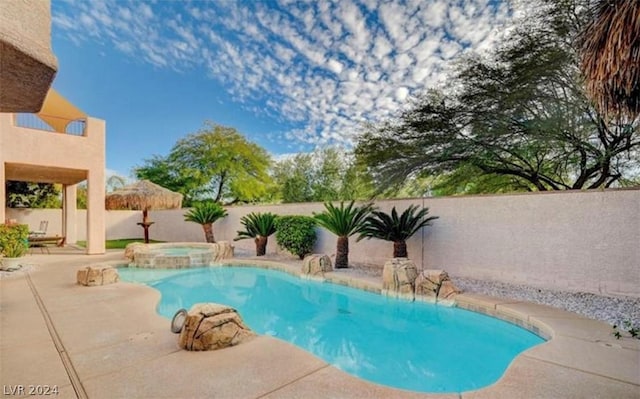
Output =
[
  {"x1": 184, "y1": 201, "x2": 228, "y2": 225},
  {"x1": 579, "y1": 0, "x2": 640, "y2": 118},
  {"x1": 234, "y1": 212, "x2": 277, "y2": 241},
  {"x1": 313, "y1": 201, "x2": 375, "y2": 237},
  {"x1": 358, "y1": 205, "x2": 438, "y2": 242}
]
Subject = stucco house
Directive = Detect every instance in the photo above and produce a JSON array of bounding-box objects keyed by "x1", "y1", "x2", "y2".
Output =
[{"x1": 0, "y1": 0, "x2": 105, "y2": 254}]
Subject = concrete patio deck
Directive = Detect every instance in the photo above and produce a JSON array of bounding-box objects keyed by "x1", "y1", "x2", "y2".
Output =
[{"x1": 1, "y1": 252, "x2": 638, "y2": 398}]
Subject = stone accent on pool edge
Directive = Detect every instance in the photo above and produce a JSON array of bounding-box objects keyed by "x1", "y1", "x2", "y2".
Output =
[
  {"x1": 381, "y1": 258, "x2": 419, "y2": 300},
  {"x1": 76, "y1": 265, "x2": 120, "y2": 286},
  {"x1": 415, "y1": 270, "x2": 461, "y2": 302},
  {"x1": 178, "y1": 303, "x2": 256, "y2": 351},
  {"x1": 124, "y1": 242, "x2": 234, "y2": 268},
  {"x1": 301, "y1": 254, "x2": 333, "y2": 277}
]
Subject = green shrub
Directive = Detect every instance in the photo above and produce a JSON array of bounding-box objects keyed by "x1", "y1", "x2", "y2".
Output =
[
  {"x1": 274, "y1": 216, "x2": 317, "y2": 259},
  {"x1": 0, "y1": 224, "x2": 29, "y2": 257}
]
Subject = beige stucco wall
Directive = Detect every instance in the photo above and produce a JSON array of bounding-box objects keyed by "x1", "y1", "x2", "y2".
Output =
[
  {"x1": 421, "y1": 190, "x2": 639, "y2": 296},
  {"x1": 1, "y1": 113, "x2": 106, "y2": 254},
  {"x1": 0, "y1": 115, "x2": 104, "y2": 170},
  {"x1": 0, "y1": 0, "x2": 57, "y2": 112},
  {"x1": 0, "y1": 0, "x2": 54, "y2": 58},
  {"x1": 6, "y1": 189, "x2": 639, "y2": 297}
]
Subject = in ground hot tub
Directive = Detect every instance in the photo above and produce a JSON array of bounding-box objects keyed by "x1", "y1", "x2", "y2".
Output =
[{"x1": 125, "y1": 242, "x2": 234, "y2": 268}]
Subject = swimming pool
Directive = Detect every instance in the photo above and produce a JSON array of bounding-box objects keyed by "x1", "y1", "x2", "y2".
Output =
[{"x1": 119, "y1": 266, "x2": 545, "y2": 393}]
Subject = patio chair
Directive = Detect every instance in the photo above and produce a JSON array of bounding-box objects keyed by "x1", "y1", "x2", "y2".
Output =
[
  {"x1": 30, "y1": 220, "x2": 48, "y2": 237},
  {"x1": 28, "y1": 235, "x2": 65, "y2": 254}
]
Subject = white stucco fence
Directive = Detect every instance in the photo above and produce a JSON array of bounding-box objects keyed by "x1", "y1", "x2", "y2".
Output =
[{"x1": 6, "y1": 188, "x2": 639, "y2": 297}]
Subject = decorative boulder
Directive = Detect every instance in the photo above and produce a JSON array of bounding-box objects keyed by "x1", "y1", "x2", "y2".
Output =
[
  {"x1": 77, "y1": 265, "x2": 119, "y2": 286},
  {"x1": 415, "y1": 269, "x2": 460, "y2": 302},
  {"x1": 124, "y1": 242, "x2": 145, "y2": 261},
  {"x1": 302, "y1": 254, "x2": 333, "y2": 277},
  {"x1": 179, "y1": 303, "x2": 255, "y2": 351},
  {"x1": 382, "y1": 258, "x2": 418, "y2": 300},
  {"x1": 212, "y1": 241, "x2": 234, "y2": 263}
]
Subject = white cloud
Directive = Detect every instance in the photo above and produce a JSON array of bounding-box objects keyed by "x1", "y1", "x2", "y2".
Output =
[
  {"x1": 52, "y1": 0, "x2": 514, "y2": 151},
  {"x1": 327, "y1": 59, "x2": 344, "y2": 75},
  {"x1": 395, "y1": 87, "x2": 409, "y2": 102},
  {"x1": 139, "y1": 3, "x2": 153, "y2": 19}
]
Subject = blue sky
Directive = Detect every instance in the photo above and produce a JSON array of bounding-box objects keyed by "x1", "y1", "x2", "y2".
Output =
[{"x1": 50, "y1": 0, "x2": 512, "y2": 178}]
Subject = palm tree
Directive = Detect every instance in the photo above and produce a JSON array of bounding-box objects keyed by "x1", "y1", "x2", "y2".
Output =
[
  {"x1": 358, "y1": 205, "x2": 438, "y2": 258},
  {"x1": 234, "y1": 212, "x2": 278, "y2": 256},
  {"x1": 313, "y1": 201, "x2": 374, "y2": 269},
  {"x1": 579, "y1": 0, "x2": 640, "y2": 118},
  {"x1": 184, "y1": 201, "x2": 228, "y2": 243}
]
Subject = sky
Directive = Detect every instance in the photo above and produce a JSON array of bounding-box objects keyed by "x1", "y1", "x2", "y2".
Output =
[{"x1": 50, "y1": 0, "x2": 514, "y2": 178}]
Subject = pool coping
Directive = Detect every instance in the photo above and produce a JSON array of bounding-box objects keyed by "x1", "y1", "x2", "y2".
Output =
[
  {"x1": 1, "y1": 253, "x2": 638, "y2": 398},
  {"x1": 219, "y1": 259, "x2": 640, "y2": 389},
  {"x1": 125, "y1": 257, "x2": 640, "y2": 389}
]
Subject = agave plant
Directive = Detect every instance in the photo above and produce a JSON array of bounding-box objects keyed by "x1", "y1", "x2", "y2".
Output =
[
  {"x1": 313, "y1": 201, "x2": 374, "y2": 268},
  {"x1": 184, "y1": 201, "x2": 228, "y2": 243},
  {"x1": 234, "y1": 212, "x2": 278, "y2": 256},
  {"x1": 358, "y1": 205, "x2": 438, "y2": 258}
]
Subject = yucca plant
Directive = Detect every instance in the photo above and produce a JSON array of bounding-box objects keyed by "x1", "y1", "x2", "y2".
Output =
[
  {"x1": 234, "y1": 212, "x2": 278, "y2": 256},
  {"x1": 184, "y1": 201, "x2": 228, "y2": 243},
  {"x1": 358, "y1": 205, "x2": 438, "y2": 258},
  {"x1": 313, "y1": 201, "x2": 374, "y2": 268}
]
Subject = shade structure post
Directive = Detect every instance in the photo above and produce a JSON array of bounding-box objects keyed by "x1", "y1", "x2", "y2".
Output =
[
  {"x1": 137, "y1": 209, "x2": 154, "y2": 244},
  {"x1": 105, "y1": 180, "x2": 182, "y2": 243}
]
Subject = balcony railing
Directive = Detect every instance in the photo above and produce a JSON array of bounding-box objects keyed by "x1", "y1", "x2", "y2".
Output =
[{"x1": 14, "y1": 113, "x2": 86, "y2": 136}]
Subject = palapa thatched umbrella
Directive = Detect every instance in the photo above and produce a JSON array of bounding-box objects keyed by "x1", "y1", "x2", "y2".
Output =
[
  {"x1": 105, "y1": 180, "x2": 183, "y2": 243},
  {"x1": 579, "y1": 0, "x2": 640, "y2": 119}
]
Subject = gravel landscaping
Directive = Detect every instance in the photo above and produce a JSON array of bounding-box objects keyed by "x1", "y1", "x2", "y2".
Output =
[
  {"x1": 454, "y1": 276, "x2": 640, "y2": 327},
  {"x1": 347, "y1": 262, "x2": 639, "y2": 328}
]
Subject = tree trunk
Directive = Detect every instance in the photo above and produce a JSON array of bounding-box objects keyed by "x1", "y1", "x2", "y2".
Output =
[
  {"x1": 393, "y1": 241, "x2": 408, "y2": 258},
  {"x1": 255, "y1": 236, "x2": 268, "y2": 256},
  {"x1": 335, "y1": 236, "x2": 349, "y2": 268},
  {"x1": 202, "y1": 223, "x2": 215, "y2": 243}
]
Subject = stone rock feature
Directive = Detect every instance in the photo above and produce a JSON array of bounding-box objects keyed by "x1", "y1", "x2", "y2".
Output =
[
  {"x1": 302, "y1": 254, "x2": 333, "y2": 277},
  {"x1": 77, "y1": 265, "x2": 119, "y2": 286},
  {"x1": 212, "y1": 241, "x2": 234, "y2": 263},
  {"x1": 179, "y1": 303, "x2": 255, "y2": 351},
  {"x1": 382, "y1": 258, "x2": 418, "y2": 300},
  {"x1": 125, "y1": 242, "x2": 234, "y2": 268},
  {"x1": 415, "y1": 269, "x2": 461, "y2": 302},
  {"x1": 124, "y1": 242, "x2": 145, "y2": 261}
]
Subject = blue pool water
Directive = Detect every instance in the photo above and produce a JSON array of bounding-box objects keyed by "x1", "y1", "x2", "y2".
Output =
[{"x1": 119, "y1": 266, "x2": 544, "y2": 393}]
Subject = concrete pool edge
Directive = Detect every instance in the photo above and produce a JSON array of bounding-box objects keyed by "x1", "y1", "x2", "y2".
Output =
[
  {"x1": 211, "y1": 260, "x2": 640, "y2": 389},
  {"x1": 127, "y1": 258, "x2": 640, "y2": 391},
  {"x1": 3, "y1": 253, "x2": 638, "y2": 398}
]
